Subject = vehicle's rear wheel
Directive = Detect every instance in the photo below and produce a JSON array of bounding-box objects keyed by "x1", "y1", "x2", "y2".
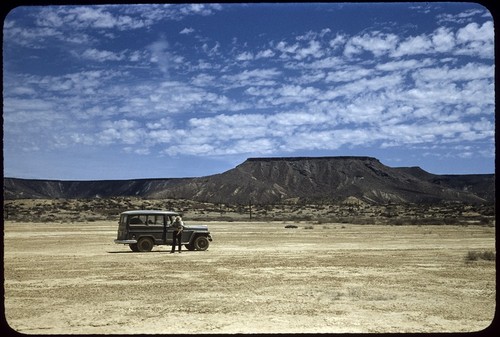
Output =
[
  {"x1": 185, "y1": 244, "x2": 195, "y2": 251},
  {"x1": 193, "y1": 236, "x2": 209, "y2": 251},
  {"x1": 129, "y1": 243, "x2": 139, "y2": 252},
  {"x1": 137, "y1": 237, "x2": 154, "y2": 252}
]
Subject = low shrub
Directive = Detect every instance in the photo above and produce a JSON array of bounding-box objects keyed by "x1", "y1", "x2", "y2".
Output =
[{"x1": 465, "y1": 250, "x2": 496, "y2": 262}]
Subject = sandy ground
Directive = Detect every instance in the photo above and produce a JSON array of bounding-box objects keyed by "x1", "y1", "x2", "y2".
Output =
[{"x1": 3, "y1": 220, "x2": 496, "y2": 334}]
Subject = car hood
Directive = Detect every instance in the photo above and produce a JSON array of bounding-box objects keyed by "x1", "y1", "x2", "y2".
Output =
[{"x1": 184, "y1": 225, "x2": 209, "y2": 231}]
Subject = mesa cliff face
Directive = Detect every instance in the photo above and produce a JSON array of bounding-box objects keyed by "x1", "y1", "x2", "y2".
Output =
[
  {"x1": 148, "y1": 157, "x2": 493, "y2": 204},
  {"x1": 3, "y1": 157, "x2": 494, "y2": 204}
]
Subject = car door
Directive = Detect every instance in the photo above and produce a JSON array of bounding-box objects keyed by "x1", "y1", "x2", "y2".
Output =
[
  {"x1": 148, "y1": 215, "x2": 165, "y2": 244},
  {"x1": 164, "y1": 215, "x2": 175, "y2": 244},
  {"x1": 127, "y1": 214, "x2": 148, "y2": 239}
]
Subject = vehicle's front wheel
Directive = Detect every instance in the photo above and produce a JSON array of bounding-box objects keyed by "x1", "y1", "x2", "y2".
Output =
[
  {"x1": 129, "y1": 243, "x2": 139, "y2": 252},
  {"x1": 137, "y1": 237, "x2": 154, "y2": 252},
  {"x1": 185, "y1": 244, "x2": 195, "y2": 251},
  {"x1": 193, "y1": 236, "x2": 209, "y2": 251}
]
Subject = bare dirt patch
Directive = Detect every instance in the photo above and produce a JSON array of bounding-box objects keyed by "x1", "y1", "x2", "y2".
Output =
[{"x1": 3, "y1": 221, "x2": 495, "y2": 334}]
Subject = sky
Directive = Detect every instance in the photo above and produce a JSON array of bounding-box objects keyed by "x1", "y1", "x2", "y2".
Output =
[{"x1": 2, "y1": 2, "x2": 495, "y2": 180}]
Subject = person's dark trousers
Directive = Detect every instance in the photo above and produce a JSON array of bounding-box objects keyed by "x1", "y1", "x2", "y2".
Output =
[{"x1": 171, "y1": 231, "x2": 182, "y2": 252}]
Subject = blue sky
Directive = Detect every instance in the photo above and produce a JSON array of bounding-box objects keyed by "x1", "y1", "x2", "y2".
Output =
[{"x1": 3, "y1": 3, "x2": 495, "y2": 180}]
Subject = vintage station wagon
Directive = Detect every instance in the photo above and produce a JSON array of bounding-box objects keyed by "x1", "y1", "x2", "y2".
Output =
[{"x1": 114, "y1": 210, "x2": 212, "y2": 252}]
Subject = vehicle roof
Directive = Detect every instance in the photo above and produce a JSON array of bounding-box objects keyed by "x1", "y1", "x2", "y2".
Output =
[{"x1": 120, "y1": 210, "x2": 179, "y2": 215}]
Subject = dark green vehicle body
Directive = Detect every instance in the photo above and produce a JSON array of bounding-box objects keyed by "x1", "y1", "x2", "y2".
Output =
[{"x1": 114, "y1": 210, "x2": 212, "y2": 252}]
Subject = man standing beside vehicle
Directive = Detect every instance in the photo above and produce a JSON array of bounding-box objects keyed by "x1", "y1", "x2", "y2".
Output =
[{"x1": 171, "y1": 216, "x2": 184, "y2": 253}]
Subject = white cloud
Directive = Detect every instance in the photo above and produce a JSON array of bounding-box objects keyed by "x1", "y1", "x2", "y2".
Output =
[
  {"x1": 231, "y1": 138, "x2": 277, "y2": 155},
  {"x1": 180, "y1": 3, "x2": 222, "y2": 16},
  {"x1": 437, "y1": 8, "x2": 486, "y2": 24},
  {"x1": 345, "y1": 32, "x2": 399, "y2": 57},
  {"x1": 325, "y1": 74, "x2": 404, "y2": 100},
  {"x1": 244, "y1": 84, "x2": 321, "y2": 107},
  {"x1": 455, "y1": 21, "x2": 493, "y2": 58},
  {"x1": 412, "y1": 62, "x2": 493, "y2": 83},
  {"x1": 325, "y1": 67, "x2": 373, "y2": 83},
  {"x1": 124, "y1": 147, "x2": 151, "y2": 155},
  {"x1": 180, "y1": 27, "x2": 195, "y2": 34},
  {"x1": 147, "y1": 37, "x2": 171, "y2": 74},
  {"x1": 294, "y1": 40, "x2": 324, "y2": 60},
  {"x1": 456, "y1": 21, "x2": 493, "y2": 43},
  {"x1": 202, "y1": 42, "x2": 220, "y2": 56},
  {"x1": 148, "y1": 129, "x2": 173, "y2": 144},
  {"x1": 191, "y1": 73, "x2": 216, "y2": 87},
  {"x1": 392, "y1": 34, "x2": 433, "y2": 57},
  {"x1": 129, "y1": 50, "x2": 143, "y2": 62},
  {"x1": 375, "y1": 59, "x2": 433, "y2": 72},
  {"x1": 256, "y1": 49, "x2": 275, "y2": 58},
  {"x1": 146, "y1": 118, "x2": 172, "y2": 129},
  {"x1": 81, "y1": 48, "x2": 125, "y2": 62},
  {"x1": 98, "y1": 119, "x2": 144, "y2": 145},
  {"x1": 309, "y1": 56, "x2": 344, "y2": 69},
  {"x1": 329, "y1": 34, "x2": 347, "y2": 49},
  {"x1": 222, "y1": 68, "x2": 281, "y2": 88},
  {"x1": 101, "y1": 119, "x2": 140, "y2": 129},
  {"x1": 236, "y1": 51, "x2": 254, "y2": 61},
  {"x1": 272, "y1": 110, "x2": 332, "y2": 127},
  {"x1": 295, "y1": 70, "x2": 325, "y2": 84},
  {"x1": 390, "y1": 21, "x2": 493, "y2": 59},
  {"x1": 275, "y1": 40, "x2": 299, "y2": 58},
  {"x1": 431, "y1": 27, "x2": 455, "y2": 52},
  {"x1": 53, "y1": 6, "x2": 147, "y2": 30}
]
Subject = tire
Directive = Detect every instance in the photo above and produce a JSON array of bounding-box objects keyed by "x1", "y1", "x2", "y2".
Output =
[
  {"x1": 193, "y1": 236, "x2": 209, "y2": 251},
  {"x1": 137, "y1": 237, "x2": 154, "y2": 252},
  {"x1": 185, "y1": 244, "x2": 195, "y2": 251},
  {"x1": 129, "y1": 243, "x2": 139, "y2": 252}
]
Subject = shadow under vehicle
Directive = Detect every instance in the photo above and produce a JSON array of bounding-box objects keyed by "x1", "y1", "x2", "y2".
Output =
[{"x1": 114, "y1": 210, "x2": 212, "y2": 252}]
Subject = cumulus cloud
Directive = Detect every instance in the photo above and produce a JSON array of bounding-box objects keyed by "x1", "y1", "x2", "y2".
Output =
[
  {"x1": 455, "y1": 21, "x2": 494, "y2": 58},
  {"x1": 456, "y1": 21, "x2": 493, "y2": 43},
  {"x1": 221, "y1": 68, "x2": 281, "y2": 88},
  {"x1": 81, "y1": 48, "x2": 125, "y2": 61},
  {"x1": 236, "y1": 51, "x2": 254, "y2": 61},
  {"x1": 325, "y1": 67, "x2": 374, "y2": 83},
  {"x1": 431, "y1": 27, "x2": 455, "y2": 52},
  {"x1": 392, "y1": 34, "x2": 433, "y2": 57},
  {"x1": 99, "y1": 120, "x2": 144, "y2": 145},
  {"x1": 256, "y1": 49, "x2": 275, "y2": 58},
  {"x1": 294, "y1": 40, "x2": 324, "y2": 60},
  {"x1": 344, "y1": 32, "x2": 399, "y2": 57},
  {"x1": 180, "y1": 27, "x2": 194, "y2": 34}
]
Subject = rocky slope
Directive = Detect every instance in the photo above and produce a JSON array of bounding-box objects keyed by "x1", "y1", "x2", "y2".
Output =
[{"x1": 3, "y1": 156, "x2": 494, "y2": 204}]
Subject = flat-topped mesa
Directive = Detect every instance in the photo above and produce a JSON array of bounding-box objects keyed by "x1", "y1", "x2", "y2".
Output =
[
  {"x1": 246, "y1": 156, "x2": 379, "y2": 162},
  {"x1": 3, "y1": 156, "x2": 494, "y2": 203}
]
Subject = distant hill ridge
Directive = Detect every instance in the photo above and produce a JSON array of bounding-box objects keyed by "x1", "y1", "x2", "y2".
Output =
[
  {"x1": 247, "y1": 156, "x2": 378, "y2": 162},
  {"x1": 3, "y1": 156, "x2": 494, "y2": 204}
]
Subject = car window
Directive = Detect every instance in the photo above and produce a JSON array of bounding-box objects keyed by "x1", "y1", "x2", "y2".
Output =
[
  {"x1": 147, "y1": 215, "x2": 165, "y2": 226},
  {"x1": 128, "y1": 215, "x2": 147, "y2": 226},
  {"x1": 119, "y1": 215, "x2": 127, "y2": 230}
]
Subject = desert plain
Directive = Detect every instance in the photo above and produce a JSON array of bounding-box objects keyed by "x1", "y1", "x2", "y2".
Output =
[{"x1": 3, "y1": 217, "x2": 496, "y2": 334}]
